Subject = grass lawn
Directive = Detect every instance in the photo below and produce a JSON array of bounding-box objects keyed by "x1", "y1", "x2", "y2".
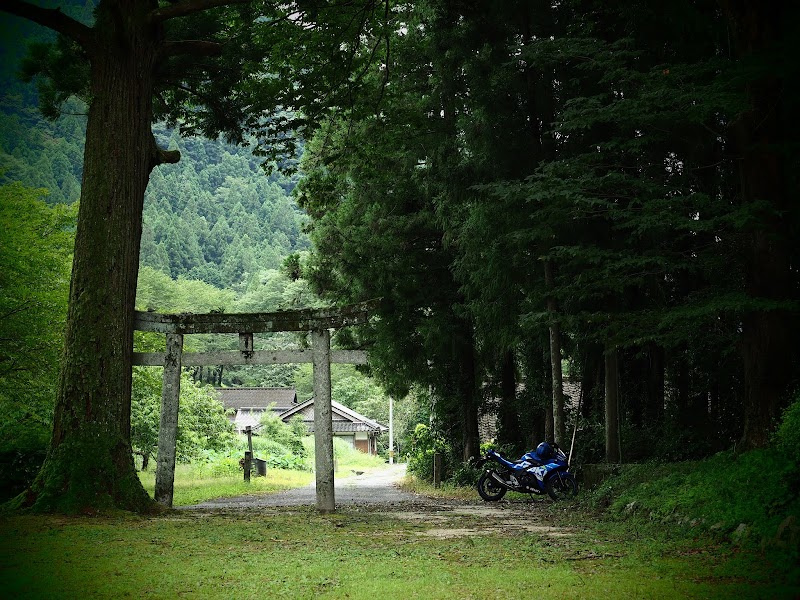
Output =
[
  {"x1": 137, "y1": 464, "x2": 314, "y2": 507},
  {"x1": 135, "y1": 437, "x2": 383, "y2": 507},
  {"x1": 1, "y1": 502, "x2": 797, "y2": 599}
]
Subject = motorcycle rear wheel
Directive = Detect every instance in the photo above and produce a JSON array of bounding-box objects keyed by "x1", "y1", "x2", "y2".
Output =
[
  {"x1": 545, "y1": 472, "x2": 578, "y2": 501},
  {"x1": 477, "y1": 472, "x2": 507, "y2": 501}
]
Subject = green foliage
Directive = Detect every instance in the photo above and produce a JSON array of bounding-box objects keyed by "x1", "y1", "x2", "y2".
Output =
[
  {"x1": 134, "y1": 264, "x2": 316, "y2": 389},
  {"x1": 406, "y1": 424, "x2": 451, "y2": 482},
  {"x1": 135, "y1": 266, "x2": 234, "y2": 313},
  {"x1": 258, "y1": 410, "x2": 307, "y2": 458},
  {"x1": 0, "y1": 182, "x2": 75, "y2": 453},
  {"x1": 0, "y1": 447, "x2": 46, "y2": 503},
  {"x1": 449, "y1": 462, "x2": 483, "y2": 488},
  {"x1": 140, "y1": 128, "x2": 310, "y2": 290},
  {"x1": 0, "y1": 96, "x2": 85, "y2": 205},
  {"x1": 131, "y1": 369, "x2": 235, "y2": 464},
  {"x1": 774, "y1": 395, "x2": 800, "y2": 468},
  {"x1": 584, "y1": 447, "x2": 800, "y2": 557},
  {"x1": 199, "y1": 437, "x2": 309, "y2": 473},
  {"x1": 297, "y1": 0, "x2": 800, "y2": 462}
]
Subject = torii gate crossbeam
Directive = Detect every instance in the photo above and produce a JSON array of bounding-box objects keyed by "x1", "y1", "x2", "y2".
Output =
[{"x1": 132, "y1": 301, "x2": 375, "y2": 514}]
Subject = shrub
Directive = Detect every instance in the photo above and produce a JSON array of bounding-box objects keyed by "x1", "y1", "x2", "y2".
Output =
[
  {"x1": 259, "y1": 410, "x2": 308, "y2": 457},
  {"x1": 407, "y1": 424, "x2": 451, "y2": 481},
  {"x1": 239, "y1": 436, "x2": 310, "y2": 471},
  {"x1": 583, "y1": 446, "x2": 799, "y2": 554},
  {"x1": 450, "y1": 462, "x2": 482, "y2": 487},
  {"x1": 774, "y1": 395, "x2": 800, "y2": 467}
]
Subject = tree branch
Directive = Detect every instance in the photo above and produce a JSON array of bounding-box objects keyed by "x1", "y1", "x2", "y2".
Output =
[
  {"x1": 151, "y1": 0, "x2": 252, "y2": 22},
  {"x1": 0, "y1": 1, "x2": 93, "y2": 49},
  {"x1": 157, "y1": 148, "x2": 182, "y2": 164},
  {"x1": 151, "y1": 134, "x2": 181, "y2": 167},
  {"x1": 161, "y1": 40, "x2": 224, "y2": 59}
]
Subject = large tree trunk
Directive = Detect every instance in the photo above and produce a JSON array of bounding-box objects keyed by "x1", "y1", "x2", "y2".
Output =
[
  {"x1": 720, "y1": 1, "x2": 795, "y2": 449},
  {"x1": 605, "y1": 346, "x2": 621, "y2": 463},
  {"x1": 459, "y1": 332, "x2": 481, "y2": 462},
  {"x1": 543, "y1": 347, "x2": 554, "y2": 443},
  {"x1": 497, "y1": 350, "x2": 522, "y2": 447},
  {"x1": 21, "y1": 2, "x2": 166, "y2": 512},
  {"x1": 544, "y1": 260, "x2": 566, "y2": 445},
  {"x1": 645, "y1": 342, "x2": 665, "y2": 427}
]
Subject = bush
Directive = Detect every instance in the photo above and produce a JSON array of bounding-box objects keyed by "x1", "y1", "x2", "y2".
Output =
[
  {"x1": 132, "y1": 370, "x2": 236, "y2": 465},
  {"x1": 450, "y1": 462, "x2": 482, "y2": 487},
  {"x1": 774, "y1": 395, "x2": 800, "y2": 467},
  {"x1": 238, "y1": 436, "x2": 309, "y2": 471},
  {"x1": 583, "y1": 447, "x2": 800, "y2": 555},
  {"x1": 407, "y1": 424, "x2": 452, "y2": 481},
  {"x1": 204, "y1": 455, "x2": 242, "y2": 478},
  {"x1": 259, "y1": 411, "x2": 308, "y2": 457}
]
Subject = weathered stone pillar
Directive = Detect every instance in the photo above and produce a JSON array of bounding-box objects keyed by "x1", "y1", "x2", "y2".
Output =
[
  {"x1": 155, "y1": 333, "x2": 183, "y2": 507},
  {"x1": 312, "y1": 328, "x2": 335, "y2": 513}
]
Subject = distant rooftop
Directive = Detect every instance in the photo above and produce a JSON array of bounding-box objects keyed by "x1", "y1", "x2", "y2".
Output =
[{"x1": 216, "y1": 387, "x2": 298, "y2": 412}]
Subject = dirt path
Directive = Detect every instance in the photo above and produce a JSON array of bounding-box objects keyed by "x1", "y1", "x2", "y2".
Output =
[
  {"x1": 179, "y1": 463, "x2": 567, "y2": 540},
  {"x1": 181, "y1": 463, "x2": 422, "y2": 510}
]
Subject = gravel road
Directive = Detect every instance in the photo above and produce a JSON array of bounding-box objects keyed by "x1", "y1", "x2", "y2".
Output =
[{"x1": 180, "y1": 463, "x2": 422, "y2": 510}]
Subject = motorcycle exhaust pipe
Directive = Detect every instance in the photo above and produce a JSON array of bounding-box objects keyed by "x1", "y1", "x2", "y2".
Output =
[{"x1": 490, "y1": 471, "x2": 510, "y2": 488}]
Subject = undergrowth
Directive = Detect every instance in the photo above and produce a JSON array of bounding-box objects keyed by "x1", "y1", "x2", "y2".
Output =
[{"x1": 577, "y1": 446, "x2": 800, "y2": 582}]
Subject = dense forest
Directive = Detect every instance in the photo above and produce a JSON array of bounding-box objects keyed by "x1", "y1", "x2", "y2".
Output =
[
  {"x1": 296, "y1": 0, "x2": 800, "y2": 467},
  {"x1": 0, "y1": 0, "x2": 798, "y2": 513}
]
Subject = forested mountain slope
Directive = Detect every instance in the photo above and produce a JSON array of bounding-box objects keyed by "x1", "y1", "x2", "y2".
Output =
[
  {"x1": 1, "y1": 75, "x2": 309, "y2": 292},
  {"x1": 141, "y1": 128, "x2": 308, "y2": 289}
]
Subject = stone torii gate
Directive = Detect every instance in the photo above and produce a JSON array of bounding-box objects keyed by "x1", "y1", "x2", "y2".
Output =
[{"x1": 132, "y1": 301, "x2": 375, "y2": 513}]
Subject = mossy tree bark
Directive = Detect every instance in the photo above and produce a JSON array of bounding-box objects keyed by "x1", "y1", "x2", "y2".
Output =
[{"x1": 35, "y1": 2, "x2": 160, "y2": 513}]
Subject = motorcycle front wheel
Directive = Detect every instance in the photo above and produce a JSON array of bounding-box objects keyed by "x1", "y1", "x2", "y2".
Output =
[
  {"x1": 545, "y1": 472, "x2": 578, "y2": 501},
  {"x1": 477, "y1": 471, "x2": 507, "y2": 501}
]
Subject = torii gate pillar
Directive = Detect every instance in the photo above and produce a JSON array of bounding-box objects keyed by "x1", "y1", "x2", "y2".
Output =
[
  {"x1": 311, "y1": 328, "x2": 335, "y2": 513},
  {"x1": 134, "y1": 300, "x2": 376, "y2": 512}
]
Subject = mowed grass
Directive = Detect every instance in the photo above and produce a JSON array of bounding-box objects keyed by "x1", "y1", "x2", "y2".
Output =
[
  {"x1": 1, "y1": 506, "x2": 796, "y2": 599},
  {"x1": 135, "y1": 436, "x2": 383, "y2": 507},
  {"x1": 137, "y1": 464, "x2": 314, "y2": 507}
]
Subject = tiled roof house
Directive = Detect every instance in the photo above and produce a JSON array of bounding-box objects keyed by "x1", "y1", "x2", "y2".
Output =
[{"x1": 216, "y1": 387, "x2": 387, "y2": 455}]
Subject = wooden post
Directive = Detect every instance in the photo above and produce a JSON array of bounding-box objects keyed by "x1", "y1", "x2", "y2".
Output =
[
  {"x1": 312, "y1": 328, "x2": 335, "y2": 513},
  {"x1": 244, "y1": 451, "x2": 252, "y2": 482},
  {"x1": 246, "y1": 425, "x2": 253, "y2": 455},
  {"x1": 433, "y1": 452, "x2": 443, "y2": 488},
  {"x1": 155, "y1": 333, "x2": 184, "y2": 507}
]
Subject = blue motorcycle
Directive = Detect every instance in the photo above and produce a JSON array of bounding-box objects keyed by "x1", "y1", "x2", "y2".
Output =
[{"x1": 475, "y1": 442, "x2": 578, "y2": 501}]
